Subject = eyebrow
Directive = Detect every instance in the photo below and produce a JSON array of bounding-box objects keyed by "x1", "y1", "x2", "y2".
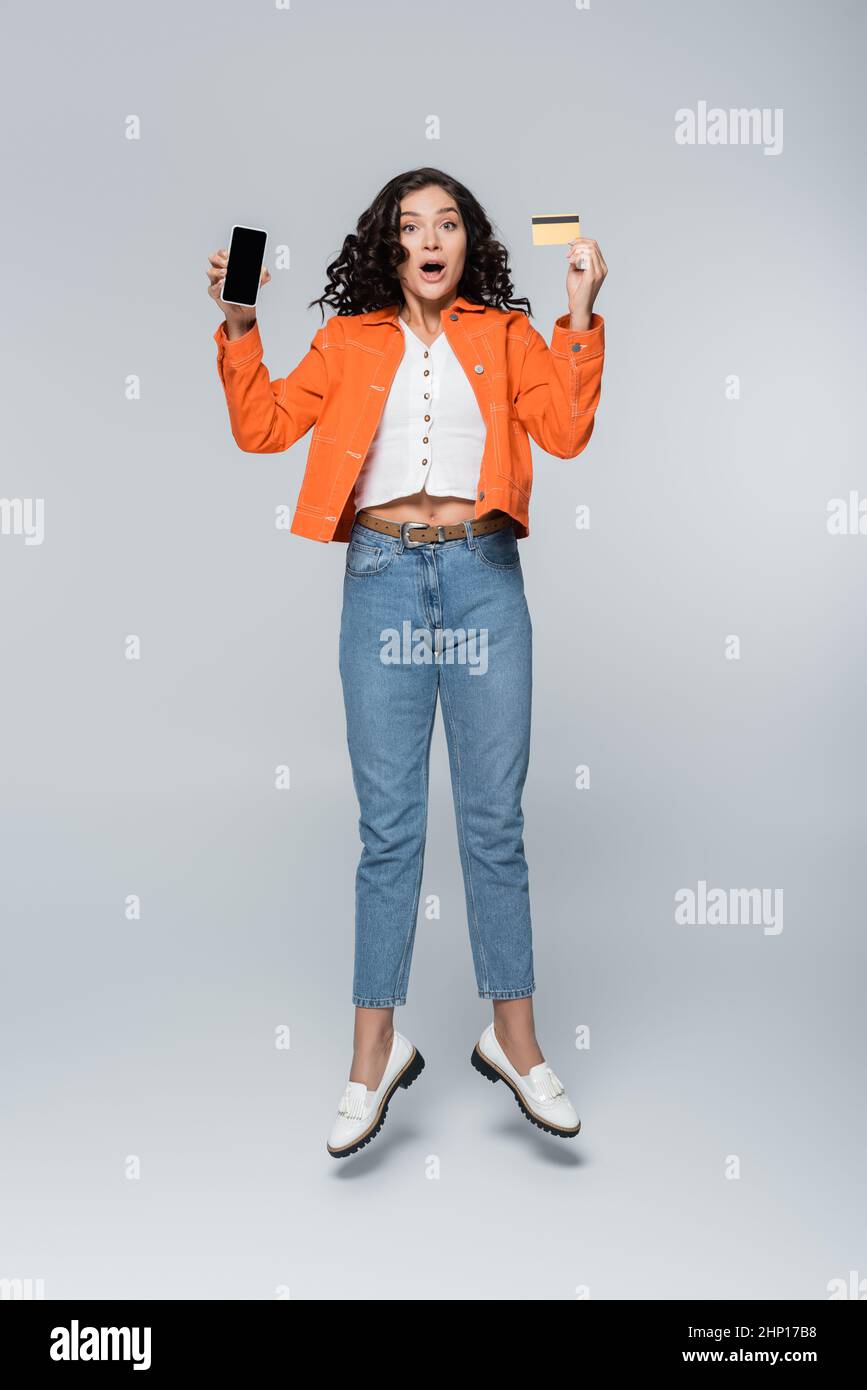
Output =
[{"x1": 400, "y1": 207, "x2": 460, "y2": 218}]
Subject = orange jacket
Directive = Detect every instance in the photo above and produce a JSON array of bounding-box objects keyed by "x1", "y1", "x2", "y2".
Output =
[{"x1": 213, "y1": 293, "x2": 605, "y2": 543}]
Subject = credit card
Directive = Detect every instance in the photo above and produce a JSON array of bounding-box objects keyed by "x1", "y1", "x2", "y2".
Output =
[{"x1": 531, "y1": 213, "x2": 581, "y2": 245}]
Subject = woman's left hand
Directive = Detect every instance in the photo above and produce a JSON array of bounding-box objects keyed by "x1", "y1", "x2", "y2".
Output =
[{"x1": 566, "y1": 238, "x2": 607, "y2": 328}]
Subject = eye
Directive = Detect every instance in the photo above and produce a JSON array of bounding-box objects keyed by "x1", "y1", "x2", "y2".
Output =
[
  {"x1": 442, "y1": 221, "x2": 457, "y2": 230},
  {"x1": 401, "y1": 222, "x2": 417, "y2": 233}
]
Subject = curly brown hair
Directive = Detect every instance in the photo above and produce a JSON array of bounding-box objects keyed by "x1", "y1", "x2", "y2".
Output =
[{"x1": 308, "y1": 167, "x2": 533, "y2": 321}]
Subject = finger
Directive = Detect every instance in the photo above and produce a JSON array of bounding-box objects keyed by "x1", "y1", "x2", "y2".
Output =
[
  {"x1": 575, "y1": 245, "x2": 602, "y2": 272},
  {"x1": 569, "y1": 250, "x2": 600, "y2": 279}
]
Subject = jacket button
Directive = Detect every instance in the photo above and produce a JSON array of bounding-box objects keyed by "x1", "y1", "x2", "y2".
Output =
[
  {"x1": 571, "y1": 343, "x2": 583, "y2": 352},
  {"x1": 474, "y1": 364, "x2": 484, "y2": 374},
  {"x1": 478, "y1": 490, "x2": 485, "y2": 500},
  {"x1": 449, "y1": 313, "x2": 458, "y2": 320}
]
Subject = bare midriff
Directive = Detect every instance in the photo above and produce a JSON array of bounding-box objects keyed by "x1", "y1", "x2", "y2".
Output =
[{"x1": 358, "y1": 490, "x2": 502, "y2": 527}]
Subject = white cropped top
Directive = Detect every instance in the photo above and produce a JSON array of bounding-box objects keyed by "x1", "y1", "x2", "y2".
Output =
[{"x1": 353, "y1": 316, "x2": 487, "y2": 512}]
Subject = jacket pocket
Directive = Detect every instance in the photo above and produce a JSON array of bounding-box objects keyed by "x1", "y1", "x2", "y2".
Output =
[
  {"x1": 296, "y1": 432, "x2": 337, "y2": 514},
  {"x1": 508, "y1": 417, "x2": 534, "y2": 500}
]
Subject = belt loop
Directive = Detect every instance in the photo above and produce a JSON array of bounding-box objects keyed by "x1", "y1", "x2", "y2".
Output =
[{"x1": 462, "y1": 518, "x2": 476, "y2": 549}]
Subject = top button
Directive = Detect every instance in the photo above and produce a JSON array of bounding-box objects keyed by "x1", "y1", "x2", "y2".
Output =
[{"x1": 571, "y1": 343, "x2": 583, "y2": 352}]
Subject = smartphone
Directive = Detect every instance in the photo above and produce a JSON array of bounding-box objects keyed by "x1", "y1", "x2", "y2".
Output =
[{"x1": 220, "y1": 225, "x2": 268, "y2": 308}]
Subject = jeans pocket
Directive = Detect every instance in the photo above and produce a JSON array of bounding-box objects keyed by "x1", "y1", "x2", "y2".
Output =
[
  {"x1": 474, "y1": 524, "x2": 521, "y2": 570},
  {"x1": 345, "y1": 537, "x2": 396, "y2": 577}
]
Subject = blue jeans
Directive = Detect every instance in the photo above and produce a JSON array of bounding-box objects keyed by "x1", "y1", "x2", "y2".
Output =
[{"x1": 338, "y1": 518, "x2": 535, "y2": 1007}]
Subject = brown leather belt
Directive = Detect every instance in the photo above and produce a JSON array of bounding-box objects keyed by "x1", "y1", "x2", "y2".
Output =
[{"x1": 355, "y1": 509, "x2": 512, "y2": 546}]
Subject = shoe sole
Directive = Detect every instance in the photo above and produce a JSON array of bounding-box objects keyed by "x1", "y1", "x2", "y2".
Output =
[
  {"x1": 470, "y1": 1045, "x2": 581, "y2": 1138},
  {"x1": 327, "y1": 1047, "x2": 426, "y2": 1158}
]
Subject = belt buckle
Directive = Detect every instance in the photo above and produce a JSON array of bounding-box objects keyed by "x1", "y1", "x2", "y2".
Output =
[{"x1": 400, "y1": 521, "x2": 430, "y2": 547}]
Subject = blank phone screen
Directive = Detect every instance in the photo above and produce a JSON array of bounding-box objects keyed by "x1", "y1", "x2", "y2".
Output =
[{"x1": 222, "y1": 227, "x2": 267, "y2": 307}]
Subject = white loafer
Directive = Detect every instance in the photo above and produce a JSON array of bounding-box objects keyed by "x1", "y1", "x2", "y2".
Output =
[
  {"x1": 327, "y1": 1030, "x2": 425, "y2": 1158},
  {"x1": 471, "y1": 1022, "x2": 581, "y2": 1138}
]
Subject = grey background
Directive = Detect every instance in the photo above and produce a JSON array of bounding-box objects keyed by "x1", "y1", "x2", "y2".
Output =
[{"x1": 1, "y1": 0, "x2": 864, "y2": 1300}]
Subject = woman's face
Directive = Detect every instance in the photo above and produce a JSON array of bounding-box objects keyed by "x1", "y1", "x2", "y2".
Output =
[{"x1": 396, "y1": 184, "x2": 467, "y2": 305}]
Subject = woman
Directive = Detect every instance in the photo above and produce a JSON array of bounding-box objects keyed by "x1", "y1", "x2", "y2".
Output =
[{"x1": 208, "y1": 167, "x2": 607, "y2": 1158}]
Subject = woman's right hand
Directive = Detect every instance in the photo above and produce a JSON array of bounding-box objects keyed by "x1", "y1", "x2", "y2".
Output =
[{"x1": 207, "y1": 248, "x2": 271, "y2": 338}]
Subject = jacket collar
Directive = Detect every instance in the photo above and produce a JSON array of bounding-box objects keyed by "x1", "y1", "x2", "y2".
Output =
[{"x1": 358, "y1": 293, "x2": 487, "y2": 326}]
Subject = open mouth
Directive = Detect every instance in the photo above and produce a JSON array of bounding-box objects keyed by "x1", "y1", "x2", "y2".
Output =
[{"x1": 419, "y1": 261, "x2": 446, "y2": 282}]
